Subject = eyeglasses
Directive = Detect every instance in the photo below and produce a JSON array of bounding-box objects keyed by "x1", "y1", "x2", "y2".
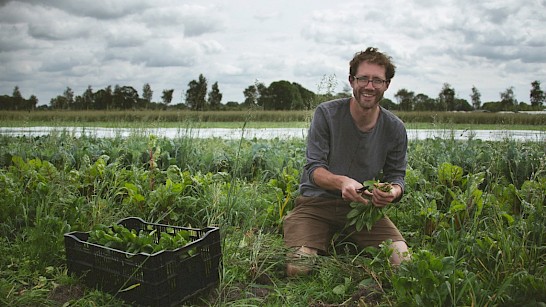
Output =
[{"x1": 352, "y1": 76, "x2": 387, "y2": 88}]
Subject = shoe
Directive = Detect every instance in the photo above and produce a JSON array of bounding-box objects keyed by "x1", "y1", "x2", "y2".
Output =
[{"x1": 285, "y1": 246, "x2": 317, "y2": 277}]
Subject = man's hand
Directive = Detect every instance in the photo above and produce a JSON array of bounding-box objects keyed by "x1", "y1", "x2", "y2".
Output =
[
  {"x1": 311, "y1": 168, "x2": 402, "y2": 205},
  {"x1": 312, "y1": 168, "x2": 370, "y2": 204},
  {"x1": 340, "y1": 179, "x2": 370, "y2": 204},
  {"x1": 363, "y1": 183, "x2": 402, "y2": 208}
]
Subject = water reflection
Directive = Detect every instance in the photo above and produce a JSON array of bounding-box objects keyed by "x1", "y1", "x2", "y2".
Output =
[{"x1": 0, "y1": 127, "x2": 544, "y2": 142}]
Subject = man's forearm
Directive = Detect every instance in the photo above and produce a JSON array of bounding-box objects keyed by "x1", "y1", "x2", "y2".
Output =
[{"x1": 311, "y1": 167, "x2": 346, "y2": 191}]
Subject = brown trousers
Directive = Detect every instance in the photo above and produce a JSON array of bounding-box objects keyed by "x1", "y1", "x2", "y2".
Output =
[{"x1": 283, "y1": 196, "x2": 404, "y2": 253}]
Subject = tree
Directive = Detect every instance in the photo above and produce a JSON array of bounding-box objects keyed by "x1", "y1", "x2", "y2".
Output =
[
  {"x1": 481, "y1": 101, "x2": 503, "y2": 112},
  {"x1": 292, "y1": 82, "x2": 315, "y2": 110},
  {"x1": 243, "y1": 84, "x2": 259, "y2": 107},
  {"x1": 143, "y1": 83, "x2": 153, "y2": 104},
  {"x1": 81, "y1": 85, "x2": 94, "y2": 110},
  {"x1": 470, "y1": 86, "x2": 481, "y2": 110},
  {"x1": 185, "y1": 74, "x2": 207, "y2": 111},
  {"x1": 413, "y1": 93, "x2": 435, "y2": 111},
  {"x1": 394, "y1": 88, "x2": 415, "y2": 111},
  {"x1": 51, "y1": 87, "x2": 74, "y2": 109},
  {"x1": 0, "y1": 95, "x2": 13, "y2": 110},
  {"x1": 225, "y1": 101, "x2": 240, "y2": 109},
  {"x1": 380, "y1": 98, "x2": 397, "y2": 110},
  {"x1": 243, "y1": 80, "x2": 267, "y2": 108},
  {"x1": 50, "y1": 96, "x2": 65, "y2": 109},
  {"x1": 94, "y1": 86, "x2": 113, "y2": 110},
  {"x1": 161, "y1": 89, "x2": 174, "y2": 106},
  {"x1": 439, "y1": 83, "x2": 455, "y2": 111},
  {"x1": 530, "y1": 80, "x2": 545, "y2": 108},
  {"x1": 27, "y1": 95, "x2": 38, "y2": 110},
  {"x1": 65, "y1": 87, "x2": 75, "y2": 109},
  {"x1": 112, "y1": 85, "x2": 122, "y2": 109},
  {"x1": 500, "y1": 87, "x2": 517, "y2": 111},
  {"x1": 266, "y1": 80, "x2": 302, "y2": 110},
  {"x1": 454, "y1": 98, "x2": 473, "y2": 111},
  {"x1": 255, "y1": 83, "x2": 268, "y2": 108},
  {"x1": 12, "y1": 86, "x2": 23, "y2": 108},
  {"x1": 207, "y1": 82, "x2": 222, "y2": 110},
  {"x1": 113, "y1": 85, "x2": 139, "y2": 109}
]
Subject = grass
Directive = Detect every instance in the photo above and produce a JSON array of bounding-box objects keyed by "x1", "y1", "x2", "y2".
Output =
[
  {"x1": 1, "y1": 109, "x2": 545, "y2": 130},
  {"x1": 0, "y1": 120, "x2": 310, "y2": 129}
]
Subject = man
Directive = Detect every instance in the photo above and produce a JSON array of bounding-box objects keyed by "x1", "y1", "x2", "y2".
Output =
[{"x1": 283, "y1": 47, "x2": 409, "y2": 276}]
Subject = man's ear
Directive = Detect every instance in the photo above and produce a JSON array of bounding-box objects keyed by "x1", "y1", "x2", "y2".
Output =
[
  {"x1": 348, "y1": 75, "x2": 354, "y2": 83},
  {"x1": 385, "y1": 80, "x2": 391, "y2": 90}
]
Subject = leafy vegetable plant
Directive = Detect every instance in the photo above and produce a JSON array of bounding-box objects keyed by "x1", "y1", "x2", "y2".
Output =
[
  {"x1": 346, "y1": 180, "x2": 392, "y2": 231},
  {"x1": 88, "y1": 223, "x2": 194, "y2": 255}
]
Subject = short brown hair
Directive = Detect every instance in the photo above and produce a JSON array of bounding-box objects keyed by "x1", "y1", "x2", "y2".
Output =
[{"x1": 349, "y1": 47, "x2": 396, "y2": 80}]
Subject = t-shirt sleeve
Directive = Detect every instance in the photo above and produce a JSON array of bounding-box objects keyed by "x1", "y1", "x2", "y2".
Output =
[{"x1": 304, "y1": 106, "x2": 331, "y2": 184}]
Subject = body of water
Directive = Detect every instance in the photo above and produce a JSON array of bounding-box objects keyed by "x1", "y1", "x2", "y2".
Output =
[{"x1": 0, "y1": 126, "x2": 544, "y2": 142}]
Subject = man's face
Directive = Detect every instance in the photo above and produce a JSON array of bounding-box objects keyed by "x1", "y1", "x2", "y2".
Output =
[{"x1": 350, "y1": 61, "x2": 389, "y2": 110}]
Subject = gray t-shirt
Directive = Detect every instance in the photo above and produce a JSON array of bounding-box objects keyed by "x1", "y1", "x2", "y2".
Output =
[{"x1": 299, "y1": 98, "x2": 407, "y2": 199}]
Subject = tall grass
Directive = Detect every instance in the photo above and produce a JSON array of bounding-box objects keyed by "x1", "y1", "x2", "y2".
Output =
[
  {"x1": 0, "y1": 110, "x2": 314, "y2": 124},
  {"x1": 1, "y1": 109, "x2": 546, "y2": 127},
  {"x1": 397, "y1": 110, "x2": 546, "y2": 126}
]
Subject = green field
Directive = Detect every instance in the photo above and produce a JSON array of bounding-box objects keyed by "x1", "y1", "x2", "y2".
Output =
[
  {"x1": 1, "y1": 110, "x2": 546, "y2": 130},
  {"x1": 0, "y1": 130, "x2": 544, "y2": 306}
]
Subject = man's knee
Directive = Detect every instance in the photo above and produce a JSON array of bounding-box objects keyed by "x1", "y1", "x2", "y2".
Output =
[{"x1": 390, "y1": 240, "x2": 410, "y2": 265}]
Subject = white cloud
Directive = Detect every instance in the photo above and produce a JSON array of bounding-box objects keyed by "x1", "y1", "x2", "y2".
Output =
[
  {"x1": 0, "y1": 23, "x2": 39, "y2": 51},
  {"x1": 104, "y1": 20, "x2": 151, "y2": 48},
  {"x1": 139, "y1": 4, "x2": 225, "y2": 37},
  {"x1": 9, "y1": 0, "x2": 150, "y2": 19}
]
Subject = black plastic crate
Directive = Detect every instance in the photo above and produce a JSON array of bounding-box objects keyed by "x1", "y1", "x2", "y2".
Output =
[{"x1": 64, "y1": 217, "x2": 221, "y2": 306}]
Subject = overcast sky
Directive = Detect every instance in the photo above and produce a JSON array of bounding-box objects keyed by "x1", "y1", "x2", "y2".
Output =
[{"x1": 1, "y1": 0, "x2": 545, "y2": 106}]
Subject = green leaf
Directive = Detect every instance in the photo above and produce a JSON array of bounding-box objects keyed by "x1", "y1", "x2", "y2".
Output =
[
  {"x1": 449, "y1": 200, "x2": 466, "y2": 213},
  {"x1": 356, "y1": 217, "x2": 365, "y2": 232},
  {"x1": 118, "y1": 283, "x2": 141, "y2": 293},
  {"x1": 362, "y1": 180, "x2": 378, "y2": 190},
  {"x1": 332, "y1": 284, "x2": 346, "y2": 295},
  {"x1": 358, "y1": 278, "x2": 375, "y2": 287},
  {"x1": 347, "y1": 208, "x2": 362, "y2": 219},
  {"x1": 501, "y1": 212, "x2": 515, "y2": 225}
]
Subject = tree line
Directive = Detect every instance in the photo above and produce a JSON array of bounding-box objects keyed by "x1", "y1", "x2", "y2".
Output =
[
  {"x1": 391, "y1": 81, "x2": 545, "y2": 112},
  {"x1": 1, "y1": 75, "x2": 544, "y2": 112}
]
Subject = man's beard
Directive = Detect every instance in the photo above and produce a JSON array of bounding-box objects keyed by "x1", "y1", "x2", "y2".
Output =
[{"x1": 354, "y1": 89, "x2": 383, "y2": 110}]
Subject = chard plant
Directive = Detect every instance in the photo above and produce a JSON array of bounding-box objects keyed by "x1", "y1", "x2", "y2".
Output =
[{"x1": 346, "y1": 180, "x2": 393, "y2": 232}]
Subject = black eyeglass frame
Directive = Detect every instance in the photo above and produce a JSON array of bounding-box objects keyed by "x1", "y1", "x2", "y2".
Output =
[{"x1": 351, "y1": 76, "x2": 388, "y2": 88}]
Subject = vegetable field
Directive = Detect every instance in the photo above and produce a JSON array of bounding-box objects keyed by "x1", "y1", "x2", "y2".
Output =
[{"x1": 0, "y1": 132, "x2": 545, "y2": 306}]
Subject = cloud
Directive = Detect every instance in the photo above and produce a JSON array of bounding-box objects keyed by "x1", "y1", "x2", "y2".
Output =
[
  {"x1": 0, "y1": 57, "x2": 41, "y2": 82},
  {"x1": 104, "y1": 21, "x2": 151, "y2": 48},
  {"x1": 139, "y1": 4, "x2": 225, "y2": 37},
  {"x1": 28, "y1": 18, "x2": 94, "y2": 41},
  {"x1": 0, "y1": 1, "x2": 97, "y2": 42},
  {"x1": 0, "y1": 23, "x2": 38, "y2": 52},
  {"x1": 11, "y1": 0, "x2": 150, "y2": 19}
]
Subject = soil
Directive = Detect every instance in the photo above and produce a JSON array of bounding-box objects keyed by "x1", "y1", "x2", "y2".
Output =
[{"x1": 48, "y1": 284, "x2": 85, "y2": 305}]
